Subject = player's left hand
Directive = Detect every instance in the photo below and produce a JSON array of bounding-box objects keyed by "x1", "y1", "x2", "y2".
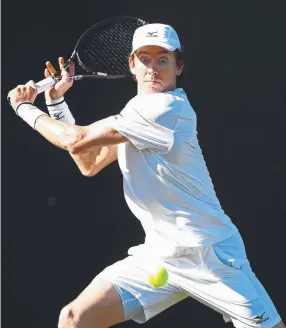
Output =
[
  {"x1": 44, "y1": 57, "x2": 75, "y2": 102},
  {"x1": 7, "y1": 80, "x2": 38, "y2": 111}
]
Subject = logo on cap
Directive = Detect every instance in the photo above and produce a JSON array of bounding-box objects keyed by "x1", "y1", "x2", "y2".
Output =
[{"x1": 146, "y1": 31, "x2": 158, "y2": 37}]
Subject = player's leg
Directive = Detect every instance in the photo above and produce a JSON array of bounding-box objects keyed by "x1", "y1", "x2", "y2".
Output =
[
  {"x1": 58, "y1": 255, "x2": 187, "y2": 328},
  {"x1": 58, "y1": 278, "x2": 126, "y2": 328},
  {"x1": 239, "y1": 257, "x2": 285, "y2": 328},
  {"x1": 222, "y1": 233, "x2": 283, "y2": 328},
  {"x1": 272, "y1": 321, "x2": 286, "y2": 328},
  {"x1": 176, "y1": 231, "x2": 283, "y2": 328}
]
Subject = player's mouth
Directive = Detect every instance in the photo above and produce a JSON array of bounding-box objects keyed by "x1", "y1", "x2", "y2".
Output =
[{"x1": 144, "y1": 80, "x2": 161, "y2": 84}]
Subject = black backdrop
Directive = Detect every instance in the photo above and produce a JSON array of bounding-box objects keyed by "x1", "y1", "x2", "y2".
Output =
[{"x1": 2, "y1": 1, "x2": 286, "y2": 327}]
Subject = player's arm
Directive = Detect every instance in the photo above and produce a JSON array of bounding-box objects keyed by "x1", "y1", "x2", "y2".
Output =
[
  {"x1": 41, "y1": 58, "x2": 119, "y2": 176},
  {"x1": 69, "y1": 144, "x2": 118, "y2": 177},
  {"x1": 37, "y1": 113, "x2": 118, "y2": 176},
  {"x1": 67, "y1": 117, "x2": 127, "y2": 154},
  {"x1": 7, "y1": 79, "x2": 126, "y2": 176},
  {"x1": 34, "y1": 114, "x2": 126, "y2": 151},
  {"x1": 35, "y1": 114, "x2": 121, "y2": 176}
]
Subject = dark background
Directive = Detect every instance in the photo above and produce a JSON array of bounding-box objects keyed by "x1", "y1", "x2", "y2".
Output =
[{"x1": 2, "y1": 1, "x2": 286, "y2": 327}]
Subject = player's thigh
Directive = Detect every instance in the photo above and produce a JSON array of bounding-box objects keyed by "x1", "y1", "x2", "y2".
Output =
[
  {"x1": 58, "y1": 278, "x2": 125, "y2": 328},
  {"x1": 177, "y1": 232, "x2": 282, "y2": 328},
  {"x1": 231, "y1": 319, "x2": 286, "y2": 328},
  {"x1": 272, "y1": 321, "x2": 286, "y2": 328},
  {"x1": 95, "y1": 255, "x2": 186, "y2": 323}
]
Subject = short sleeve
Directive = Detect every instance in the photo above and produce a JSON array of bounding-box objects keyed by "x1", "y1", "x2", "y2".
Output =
[{"x1": 110, "y1": 93, "x2": 184, "y2": 153}]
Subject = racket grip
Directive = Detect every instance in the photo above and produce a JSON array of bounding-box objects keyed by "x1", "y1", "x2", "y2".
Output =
[{"x1": 35, "y1": 76, "x2": 57, "y2": 94}]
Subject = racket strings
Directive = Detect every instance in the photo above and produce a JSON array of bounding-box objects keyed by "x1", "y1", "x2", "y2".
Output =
[
  {"x1": 86, "y1": 23, "x2": 134, "y2": 73},
  {"x1": 77, "y1": 19, "x2": 145, "y2": 76}
]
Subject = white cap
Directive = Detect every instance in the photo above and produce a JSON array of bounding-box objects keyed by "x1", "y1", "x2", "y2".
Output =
[{"x1": 131, "y1": 23, "x2": 181, "y2": 55}]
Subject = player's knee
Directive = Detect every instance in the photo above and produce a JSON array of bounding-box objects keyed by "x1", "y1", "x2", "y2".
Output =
[
  {"x1": 58, "y1": 305, "x2": 76, "y2": 328},
  {"x1": 272, "y1": 321, "x2": 286, "y2": 328},
  {"x1": 58, "y1": 303, "x2": 106, "y2": 328}
]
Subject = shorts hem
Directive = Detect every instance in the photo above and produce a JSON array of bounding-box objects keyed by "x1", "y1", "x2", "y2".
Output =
[
  {"x1": 108, "y1": 279, "x2": 149, "y2": 324},
  {"x1": 268, "y1": 315, "x2": 282, "y2": 328}
]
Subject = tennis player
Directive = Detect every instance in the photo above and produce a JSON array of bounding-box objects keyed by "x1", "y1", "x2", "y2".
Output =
[{"x1": 7, "y1": 23, "x2": 284, "y2": 328}]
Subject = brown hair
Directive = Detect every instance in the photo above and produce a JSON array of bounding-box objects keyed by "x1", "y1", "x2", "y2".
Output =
[{"x1": 174, "y1": 45, "x2": 184, "y2": 85}]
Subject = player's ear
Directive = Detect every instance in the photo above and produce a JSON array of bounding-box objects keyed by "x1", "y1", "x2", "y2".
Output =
[
  {"x1": 129, "y1": 55, "x2": 136, "y2": 74},
  {"x1": 176, "y1": 63, "x2": 184, "y2": 76}
]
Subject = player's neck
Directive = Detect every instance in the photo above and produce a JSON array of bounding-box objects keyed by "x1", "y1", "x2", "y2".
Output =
[{"x1": 137, "y1": 83, "x2": 177, "y2": 96}]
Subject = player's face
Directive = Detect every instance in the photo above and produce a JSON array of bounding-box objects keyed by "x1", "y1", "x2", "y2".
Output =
[{"x1": 129, "y1": 46, "x2": 183, "y2": 94}]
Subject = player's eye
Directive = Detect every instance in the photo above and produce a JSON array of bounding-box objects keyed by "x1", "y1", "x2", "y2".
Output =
[
  {"x1": 159, "y1": 57, "x2": 168, "y2": 64},
  {"x1": 141, "y1": 57, "x2": 149, "y2": 63}
]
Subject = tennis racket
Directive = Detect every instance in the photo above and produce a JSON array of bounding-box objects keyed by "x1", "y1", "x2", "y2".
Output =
[{"x1": 34, "y1": 15, "x2": 147, "y2": 94}]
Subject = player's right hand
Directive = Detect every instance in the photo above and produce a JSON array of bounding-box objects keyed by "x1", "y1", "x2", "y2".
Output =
[
  {"x1": 7, "y1": 80, "x2": 38, "y2": 111},
  {"x1": 44, "y1": 57, "x2": 75, "y2": 102}
]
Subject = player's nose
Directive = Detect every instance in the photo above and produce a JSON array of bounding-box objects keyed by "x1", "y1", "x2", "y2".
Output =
[{"x1": 146, "y1": 63, "x2": 159, "y2": 74}]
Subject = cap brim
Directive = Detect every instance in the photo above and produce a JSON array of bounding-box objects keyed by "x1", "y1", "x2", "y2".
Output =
[{"x1": 130, "y1": 41, "x2": 178, "y2": 55}]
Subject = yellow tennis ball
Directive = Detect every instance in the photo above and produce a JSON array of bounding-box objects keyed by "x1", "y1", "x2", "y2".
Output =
[{"x1": 148, "y1": 267, "x2": 168, "y2": 288}]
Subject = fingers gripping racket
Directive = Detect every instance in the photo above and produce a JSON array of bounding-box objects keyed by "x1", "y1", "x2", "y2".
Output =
[{"x1": 36, "y1": 16, "x2": 147, "y2": 94}]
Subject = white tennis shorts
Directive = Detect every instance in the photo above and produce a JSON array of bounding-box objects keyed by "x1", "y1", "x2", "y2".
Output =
[{"x1": 96, "y1": 232, "x2": 281, "y2": 327}]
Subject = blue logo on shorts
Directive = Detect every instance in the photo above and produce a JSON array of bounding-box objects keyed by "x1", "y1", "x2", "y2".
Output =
[{"x1": 254, "y1": 312, "x2": 269, "y2": 325}]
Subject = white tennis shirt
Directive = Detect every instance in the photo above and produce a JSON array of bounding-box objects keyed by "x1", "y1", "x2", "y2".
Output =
[{"x1": 111, "y1": 88, "x2": 238, "y2": 255}]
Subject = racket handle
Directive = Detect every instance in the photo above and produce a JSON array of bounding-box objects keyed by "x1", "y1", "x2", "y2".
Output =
[
  {"x1": 35, "y1": 76, "x2": 57, "y2": 94},
  {"x1": 35, "y1": 73, "x2": 128, "y2": 94}
]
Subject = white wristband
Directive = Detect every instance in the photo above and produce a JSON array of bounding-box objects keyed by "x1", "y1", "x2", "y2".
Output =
[
  {"x1": 16, "y1": 102, "x2": 48, "y2": 129},
  {"x1": 46, "y1": 97, "x2": 75, "y2": 125}
]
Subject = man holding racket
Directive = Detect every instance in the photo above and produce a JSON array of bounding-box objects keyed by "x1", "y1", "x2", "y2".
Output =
[{"x1": 7, "y1": 23, "x2": 284, "y2": 328}]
